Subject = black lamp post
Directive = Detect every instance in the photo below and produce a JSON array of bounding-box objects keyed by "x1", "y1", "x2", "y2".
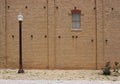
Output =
[{"x1": 17, "y1": 13, "x2": 24, "y2": 73}]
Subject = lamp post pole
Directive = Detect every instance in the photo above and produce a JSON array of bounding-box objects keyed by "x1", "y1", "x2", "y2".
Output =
[{"x1": 18, "y1": 14, "x2": 24, "y2": 73}]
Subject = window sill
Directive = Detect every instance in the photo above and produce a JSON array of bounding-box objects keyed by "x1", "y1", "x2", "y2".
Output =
[{"x1": 71, "y1": 29, "x2": 82, "y2": 32}]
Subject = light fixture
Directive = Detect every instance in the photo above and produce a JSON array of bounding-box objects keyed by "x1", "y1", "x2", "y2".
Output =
[{"x1": 18, "y1": 13, "x2": 23, "y2": 21}]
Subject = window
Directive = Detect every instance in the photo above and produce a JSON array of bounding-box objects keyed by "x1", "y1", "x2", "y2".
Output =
[
  {"x1": 71, "y1": 7, "x2": 81, "y2": 30},
  {"x1": 72, "y1": 13, "x2": 80, "y2": 29}
]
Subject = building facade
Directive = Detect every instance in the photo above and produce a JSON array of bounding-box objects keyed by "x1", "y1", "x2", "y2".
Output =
[{"x1": 0, "y1": 0, "x2": 120, "y2": 69}]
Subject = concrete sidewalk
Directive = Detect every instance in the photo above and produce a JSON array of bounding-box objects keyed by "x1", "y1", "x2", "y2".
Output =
[{"x1": 0, "y1": 80, "x2": 120, "y2": 84}]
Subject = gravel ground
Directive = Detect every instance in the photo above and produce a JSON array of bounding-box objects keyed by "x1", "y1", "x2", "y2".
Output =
[{"x1": 0, "y1": 69, "x2": 119, "y2": 81}]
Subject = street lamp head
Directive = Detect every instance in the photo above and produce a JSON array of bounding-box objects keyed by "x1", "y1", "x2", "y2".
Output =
[{"x1": 18, "y1": 13, "x2": 23, "y2": 21}]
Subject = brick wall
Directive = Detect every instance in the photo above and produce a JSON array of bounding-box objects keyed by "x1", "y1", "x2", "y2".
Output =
[
  {"x1": 96, "y1": 0, "x2": 104, "y2": 69},
  {"x1": 103, "y1": 0, "x2": 120, "y2": 67},
  {"x1": 0, "y1": 0, "x2": 119, "y2": 69},
  {"x1": 0, "y1": 0, "x2": 6, "y2": 68},
  {"x1": 55, "y1": 0, "x2": 96, "y2": 69},
  {"x1": 6, "y1": 0, "x2": 48, "y2": 69}
]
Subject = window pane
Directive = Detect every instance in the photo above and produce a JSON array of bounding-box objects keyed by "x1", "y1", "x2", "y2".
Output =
[
  {"x1": 72, "y1": 14, "x2": 80, "y2": 21},
  {"x1": 72, "y1": 21, "x2": 80, "y2": 29},
  {"x1": 72, "y1": 22, "x2": 76, "y2": 28},
  {"x1": 76, "y1": 22, "x2": 80, "y2": 28}
]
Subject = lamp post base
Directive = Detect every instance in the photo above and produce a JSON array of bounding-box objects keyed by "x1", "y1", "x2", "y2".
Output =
[{"x1": 18, "y1": 69, "x2": 24, "y2": 73}]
